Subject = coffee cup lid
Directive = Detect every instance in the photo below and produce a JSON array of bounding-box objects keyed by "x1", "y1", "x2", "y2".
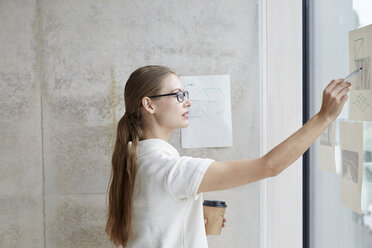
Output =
[{"x1": 203, "y1": 200, "x2": 227, "y2": 208}]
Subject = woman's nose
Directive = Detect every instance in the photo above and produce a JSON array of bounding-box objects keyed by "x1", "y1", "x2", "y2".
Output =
[{"x1": 185, "y1": 98, "x2": 191, "y2": 107}]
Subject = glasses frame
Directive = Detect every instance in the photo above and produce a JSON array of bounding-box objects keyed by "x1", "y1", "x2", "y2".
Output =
[{"x1": 148, "y1": 90, "x2": 189, "y2": 103}]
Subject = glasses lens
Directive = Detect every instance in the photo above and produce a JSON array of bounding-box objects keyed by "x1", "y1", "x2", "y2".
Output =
[
  {"x1": 176, "y1": 91, "x2": 189, "y2": 102},
  {"x1": 176, "y1": 92, "x2": 183, "y2": 102}
]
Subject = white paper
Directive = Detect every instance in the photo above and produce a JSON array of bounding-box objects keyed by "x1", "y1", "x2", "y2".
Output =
[{"x1": 180, "y1": 75, "x2": 233, "y2": 148}]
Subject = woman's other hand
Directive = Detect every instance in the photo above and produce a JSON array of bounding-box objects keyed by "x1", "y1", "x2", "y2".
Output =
[{"x1": 204, "y1": 217, "x2": 227, "y2": 227}]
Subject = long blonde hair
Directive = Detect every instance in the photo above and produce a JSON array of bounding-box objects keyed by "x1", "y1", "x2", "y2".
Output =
[{"x1": 105, "y1": 65, "x2": 177, "y2": 247}]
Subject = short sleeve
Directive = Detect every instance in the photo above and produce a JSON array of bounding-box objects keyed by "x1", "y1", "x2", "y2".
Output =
[{"x1": 165, "y1": 155, "x2": 215, "y2": 200}]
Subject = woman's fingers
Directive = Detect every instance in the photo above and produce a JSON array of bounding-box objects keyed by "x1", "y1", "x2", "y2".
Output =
[
  {"x1": 325, "y1": 78, "x2": 344, "y2": 93},
  {"x1": 333, "y1": 81, "x2": 351, "y2": 96},
  {"x1": 205, "y1": 217, "x2": 227, "y2": 227},
  {"x1": 336, "y1": 86, "x2": 350, "y2": 100}
]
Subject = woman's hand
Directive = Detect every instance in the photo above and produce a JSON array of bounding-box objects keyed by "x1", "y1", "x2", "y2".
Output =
[
  {"x1": 204, "y1": 217, "x2": 227, "y2": 227},
  {"x1": 318, "y1": 79, "x2": 351, "y2": 122}
]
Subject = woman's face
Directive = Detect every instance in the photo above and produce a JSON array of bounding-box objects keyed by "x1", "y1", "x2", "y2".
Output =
[{"x1": 151, "y1": 73, "x2": 192, "y2": 130}]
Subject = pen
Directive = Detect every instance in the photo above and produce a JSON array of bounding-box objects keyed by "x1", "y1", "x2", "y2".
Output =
[{"x1": 344, "y1": 67, "x2": 362, "y2": 82}]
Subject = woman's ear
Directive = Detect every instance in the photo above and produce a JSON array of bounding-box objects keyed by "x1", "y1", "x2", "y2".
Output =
[{"x1": 141, "y1": 96, "x2": 156, "y2": 115}]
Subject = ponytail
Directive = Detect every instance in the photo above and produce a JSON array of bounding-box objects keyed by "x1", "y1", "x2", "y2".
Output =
[{"x1": 105, "y1": 111, "x2": 143, "y2": 247}]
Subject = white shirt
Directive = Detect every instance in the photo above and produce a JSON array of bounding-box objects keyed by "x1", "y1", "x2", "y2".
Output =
[{"x1": 126, "y1": 138, "x2": 215, "y2": 248}]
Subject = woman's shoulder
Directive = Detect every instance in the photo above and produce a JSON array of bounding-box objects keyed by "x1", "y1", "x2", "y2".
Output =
[
  {"x1": 136, "y1": 138, "x2": 180, "y2": 159},
  {"x1": 137, "y1": 150, "x2": 178, "y2": 164}
]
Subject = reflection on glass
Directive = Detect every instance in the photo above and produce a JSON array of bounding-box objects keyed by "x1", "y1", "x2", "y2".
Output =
[
  {"x1": 312, "y1": 0, "x2": 372, "y2": 246},
  {"x1": 353, "y1": 0, "x2": 372, "y2": 28},
  {"x1": 362, "y1": 122, "x2": 372, "y2": 231}
]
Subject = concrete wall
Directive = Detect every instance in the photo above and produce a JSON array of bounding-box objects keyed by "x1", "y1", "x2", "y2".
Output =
[{"x1": 0, "y1": 0, "x2": 260, "y2": 247}]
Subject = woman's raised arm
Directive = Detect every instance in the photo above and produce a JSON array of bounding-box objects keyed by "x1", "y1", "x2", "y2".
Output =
[{"x1": 198, "y1": 79, "x2": 351, "y2": 193}]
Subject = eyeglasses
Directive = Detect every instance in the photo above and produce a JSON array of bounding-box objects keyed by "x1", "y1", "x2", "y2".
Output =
[{"x1": 148, "y1": 91, "x2": 189, "y2": 103}]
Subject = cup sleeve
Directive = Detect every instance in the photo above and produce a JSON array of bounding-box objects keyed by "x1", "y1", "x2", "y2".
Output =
[{"x1": 165, "y1": 155, "x2": 215, "y2": 200}]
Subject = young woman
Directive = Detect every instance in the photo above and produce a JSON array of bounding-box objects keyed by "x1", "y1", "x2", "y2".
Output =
[{"x1": 105, "y1": 65, "x2": 351, "y2": 247}]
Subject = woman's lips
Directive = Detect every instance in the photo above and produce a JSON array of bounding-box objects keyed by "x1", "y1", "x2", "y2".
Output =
[{"x1": 182, "y1": 111, "x2": 189, "y2": 118}]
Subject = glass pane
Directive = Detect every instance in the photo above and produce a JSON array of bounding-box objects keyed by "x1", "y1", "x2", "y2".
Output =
[{"x1": 310, "y1": 0, "x2": 372, "y2": 247}]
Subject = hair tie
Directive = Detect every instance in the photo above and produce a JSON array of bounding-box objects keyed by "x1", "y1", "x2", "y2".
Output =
[
  {"x1": 125, "y1": 112, "x2": 141, "y2": 126},
  {"x1": 124, "y1": 112, "x2": 134, "y2": 119}
]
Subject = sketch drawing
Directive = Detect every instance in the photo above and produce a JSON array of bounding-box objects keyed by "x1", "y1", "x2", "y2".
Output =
[
  {"x1": 353, "y1": 38, "x2": 364, "y2": 61},
  {"x1": 342, "y1": 149, "x2": 359, "y2": 183},
  {"x1": 354, "y1": 57, "x2": 370, "y2": 90},
  {"x1": 189, "y1": 88, "x2": 225, "y2": 120},
  {"x1": 352, "y1": 92, "x2": 371, "y2": 112}
]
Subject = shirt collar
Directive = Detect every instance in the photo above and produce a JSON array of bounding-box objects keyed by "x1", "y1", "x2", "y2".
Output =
[{"x1": 130, "y1": 138, "x2": 180, "y2": 158}]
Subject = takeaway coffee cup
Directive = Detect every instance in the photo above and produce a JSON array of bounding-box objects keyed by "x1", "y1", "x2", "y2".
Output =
[{"x1": 203, "y1": 200, "x2": 227, "y2": 235}]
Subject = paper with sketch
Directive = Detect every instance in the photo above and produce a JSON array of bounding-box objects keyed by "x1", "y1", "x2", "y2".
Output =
[
  {"x1": 318, "y1": 121, "x2": 337, "y2": 173},
  {"x1": 317, "y1": 94, "x2": 338, "y2": 173},
  {"x1": 348, "y1": 24, "x2": 372, "y2": 121},
  {"x1": 339, "y1": 120, "x2": 364, "y2": 214},
  {"x1": 179, "y1": 75, "x2": 233, "y2": 148}
]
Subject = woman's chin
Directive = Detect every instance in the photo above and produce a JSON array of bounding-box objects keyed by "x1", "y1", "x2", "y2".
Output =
[{"x1": 181, "y1": 120, "x2": 190, "y2": 128}]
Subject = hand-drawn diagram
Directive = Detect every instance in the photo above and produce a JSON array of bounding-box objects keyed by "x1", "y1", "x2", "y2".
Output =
[
  {"x1": 352, "y1": 92, "x2": 371, "y2": 112},
  {"x1": 351, "y1": 39, "x2": 371, "y2": 109},
  {"x1": 349, "y1": 24, "x2": 372, "y2": 121},
  {"x1": 189, "y1": 88, "x2": 225, "y2": 120},
  {"x1": 354, "y1": 57, "x2": 370, "y2": 90},
  {"x1": 342, "y1": 149, "x2": 359, "y2": 183}
]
